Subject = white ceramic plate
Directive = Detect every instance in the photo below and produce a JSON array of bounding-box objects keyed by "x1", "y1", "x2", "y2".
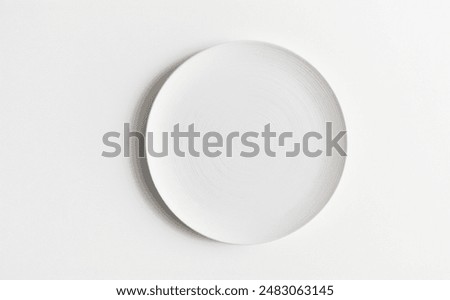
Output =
[{"x1": 146, "y1": 41, "x2": 346, "y2": 244}]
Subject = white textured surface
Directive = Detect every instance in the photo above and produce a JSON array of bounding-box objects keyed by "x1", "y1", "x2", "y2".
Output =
[{"x1": 1, "y1": 0, "x2": 450, "y2": 278}]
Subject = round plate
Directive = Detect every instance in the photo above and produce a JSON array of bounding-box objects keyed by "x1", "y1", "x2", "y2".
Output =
[{"x1": 146, "y1": 41, "x2": 346, "y2": 244}]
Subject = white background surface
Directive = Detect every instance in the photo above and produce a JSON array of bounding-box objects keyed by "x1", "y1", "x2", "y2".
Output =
[{"x1": 1, "y1": 0, "x2": 450, "y2": 279}]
